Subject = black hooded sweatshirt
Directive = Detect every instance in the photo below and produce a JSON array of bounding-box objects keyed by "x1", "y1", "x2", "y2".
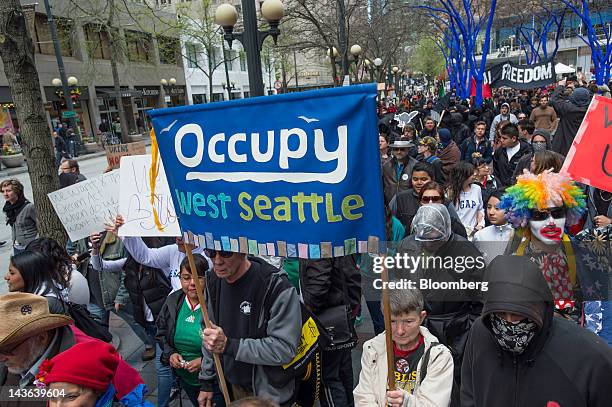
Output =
[{"x1": 461, "y1": 256, "x2": 612, "y2": 407}]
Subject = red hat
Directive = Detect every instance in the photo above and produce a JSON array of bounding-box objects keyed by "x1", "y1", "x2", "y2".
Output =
[{"x1": 36, "y1": 341, "x2": 120, "y2": 392}]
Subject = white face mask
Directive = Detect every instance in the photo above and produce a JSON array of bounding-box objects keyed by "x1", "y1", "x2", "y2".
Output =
[{"x1": 529, "y1": 216, "x2": 566, "y2": 245}]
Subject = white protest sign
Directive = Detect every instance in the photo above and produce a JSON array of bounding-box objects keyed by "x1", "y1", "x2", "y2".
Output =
[
  {"x1": 48, "y1": 171, "x2": 120, "y2": 242},
  {"x1": 119, "y1": 155, "x2": 181, "y2": 237}
]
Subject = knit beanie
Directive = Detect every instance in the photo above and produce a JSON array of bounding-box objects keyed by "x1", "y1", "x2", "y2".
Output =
[
  {"x1": 569, "y1": 87, "x2": 591, "y2": 108},
  {"x1": 437, "y1": 128, "x2": 452, "y2": 148},
  {"x1": 37, "y1": 341, "x2": 120, "y2": 392}
]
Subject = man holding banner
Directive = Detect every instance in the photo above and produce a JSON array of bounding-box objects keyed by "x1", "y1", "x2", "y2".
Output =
[{"x1": 198, "y1": 251, "x2": 301, "y2": 406}]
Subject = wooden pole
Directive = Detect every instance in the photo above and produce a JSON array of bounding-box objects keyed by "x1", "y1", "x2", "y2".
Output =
[
  {"x1": 185, "y1": 244, "x2": 232, "y2": 405},
  {"x1": 381, "y1": 262, "x2": 395, "y2": 391}
]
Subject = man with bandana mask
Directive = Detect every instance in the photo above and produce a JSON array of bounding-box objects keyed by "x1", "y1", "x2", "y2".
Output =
[
  {"x1": 510, "y1": 129, "x2": 565, "y2": 184},
  {"x1": 461, "y1": 255, "x2": 612, "y2": 407}
]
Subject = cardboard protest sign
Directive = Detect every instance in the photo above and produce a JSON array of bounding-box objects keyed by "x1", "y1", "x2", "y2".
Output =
[
  {"x1": 148, "y1": 84, "x2": 385, "y2": 258},
  {"x1": 105, "y1": 141, "x2": 147, "y2": 169},
  {"x1": 118, "y1": 155, "x2": 181, "y2": 237},
  {"x1": 561, "y1": 95, "x2": 612, "y2": 193},
  {"x1": 48, "y1": 171, "x2": 120, "y2": 241}
]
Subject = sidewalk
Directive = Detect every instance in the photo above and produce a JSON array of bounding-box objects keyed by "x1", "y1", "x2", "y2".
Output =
[
  {"x1": 0, "y1": 137, "x2": 151, "y2": 177},
  {"x1": 109, "y1": 299, "x2": 377, "y2": 405}
]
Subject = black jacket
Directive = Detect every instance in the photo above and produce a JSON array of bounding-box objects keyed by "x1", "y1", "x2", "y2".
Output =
[
  {"x1": 396, "y1": 233, "x2": 485, "y2": 385},
  {"x1": 550, "y1": 85, "x2": 590, "y2": 157},
  {"x1": 461, "y1": 256, "x2": 612, "y2": 407},
  {"x1": 123, "y1": 237, "x2": 173, "y2": 325},
  {"x1": 299, "y1": 254, "x2": 361, "y2": 316},
  {"x1": 493, "y1": 140, "x2": 532, "y2": 187},
  {"x1": 460, "y1": 136, "x2": 493, "y2": 164},
  {"x1": 156, "y1": 289, "x2": 187, "y2": 366}
]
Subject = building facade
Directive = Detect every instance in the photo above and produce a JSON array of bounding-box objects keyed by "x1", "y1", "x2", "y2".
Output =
[{"x1": 0, "y1": 0, "x2": 187, "y2": 139}]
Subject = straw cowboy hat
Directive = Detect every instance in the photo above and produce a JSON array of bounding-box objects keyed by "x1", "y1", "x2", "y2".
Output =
[{"x1": 0, "y1": 293, "x2": 72, "y2": 351}]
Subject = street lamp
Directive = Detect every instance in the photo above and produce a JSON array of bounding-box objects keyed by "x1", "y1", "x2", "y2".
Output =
[
  {"x1": 52, "y1": 75, "x2": 82, "y2": 155},
  {"x1": 160, "y1": 78, "x2": 177, "y2": 106},
  {"x1": 349, "y1": 45, "x2": 362, "y2": 83},
  {"x1": 392, "y1": 67, "x2": 400, "y2": 99},
  {"x1": 216, "y1": 0, "x2": 285, "y2": 97}
]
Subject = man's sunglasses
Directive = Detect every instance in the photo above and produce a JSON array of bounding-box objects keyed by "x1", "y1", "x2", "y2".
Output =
[
  {"x1": 205, "y1": 249, "x2": 233, "y2": 259},
  {"x1": 421, "y1": 196, "x2": 442, "y2": 204},
  {"x1": 531, "y1": 207, "x2": 566, "y2": 221}
]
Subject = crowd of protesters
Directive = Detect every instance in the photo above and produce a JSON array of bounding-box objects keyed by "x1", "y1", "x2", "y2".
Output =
[{"x1": 0, "y1": 73, "x2": 611, "y2": 407}]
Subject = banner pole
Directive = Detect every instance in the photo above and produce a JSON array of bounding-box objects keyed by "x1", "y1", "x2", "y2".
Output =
[
  {"x1": 185, "y1": 243, "x2": 232, "y2": 405},
  {"x1": 381, "y1": 261, "x2": 395, "y2": 391}
]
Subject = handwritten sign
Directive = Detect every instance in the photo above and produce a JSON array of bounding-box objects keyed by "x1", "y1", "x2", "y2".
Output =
[
  {"x1": 105, "y1": 141, "x2": 147, "y2": 169},
  {"x1": 48, "y1": 171, "x2": 120, "y2": 241},
  {"x1": 118, "y1": 155, "x2": 181, "y2": 237},
  {"x1": 148, "y1": 84, "x2": 385, "y2": 258},
  {"x1": 561, "y1": 96, "x2": 612, "y2": 193}
]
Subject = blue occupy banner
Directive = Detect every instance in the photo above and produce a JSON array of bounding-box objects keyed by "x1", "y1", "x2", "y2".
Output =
[{"x1": 148, "y1": 84, "x2": 385, "y2": 259}]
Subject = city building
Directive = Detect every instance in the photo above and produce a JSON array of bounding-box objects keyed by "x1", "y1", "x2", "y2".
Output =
[{"x1": 0, "y1": 0, "x2": 187, "y2": 140}]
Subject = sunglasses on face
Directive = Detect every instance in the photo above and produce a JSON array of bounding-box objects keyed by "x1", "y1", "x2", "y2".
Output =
[
  {"x1": 421, "y1": 195, "x2": 442, "y2": 204},
  {"x1": 531, "y1": 207, "x2": 566, "y2": 221},
  {"x1": 204, "y1": 249, "x2": 233, "y2": 259}
]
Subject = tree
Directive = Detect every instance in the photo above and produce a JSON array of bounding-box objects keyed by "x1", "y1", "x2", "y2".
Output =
[
  {"x1": 410, "y1": 37, "x2": 446, "y2": 80},
  {"x1": 0, "y1": 0, "x2": 67, "y2": 243},
  {"x1": 558, "y1": 0, "x2": 611, "y2": 85},
  {"x1": 515, "y1": 3, "x2": 567, "y2": 64},
  {"x1": 283, "y1": 0, "x2": 369, "y2": 86},
  {"x1": 175, "y1": 0, "x2": 237, "y2": 102},
  {"x1": 415, "y1": 0, "x2": 498, "y2": 106}
]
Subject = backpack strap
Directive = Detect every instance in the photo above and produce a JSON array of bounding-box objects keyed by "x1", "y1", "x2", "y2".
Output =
[{"x1": 419, "y1": 342, "x2": 447, "y2": 385}]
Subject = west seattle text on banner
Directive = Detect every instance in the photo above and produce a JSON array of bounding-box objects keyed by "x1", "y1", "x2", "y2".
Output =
[{"x1": 147, "y1": 84, "x2": 386, "y2": 259}]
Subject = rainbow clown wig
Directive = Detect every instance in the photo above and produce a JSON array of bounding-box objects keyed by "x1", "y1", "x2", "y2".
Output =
[{"x1": 498, "y1": 170, "x2": 586, "y2": 228}]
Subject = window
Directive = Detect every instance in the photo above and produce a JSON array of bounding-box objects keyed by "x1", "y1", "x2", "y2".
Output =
[
  {"x1": 227, "y1": 50, "x2": 236, "y2": 71},
  {"x1": 211, "y1": 47, "x2": 223, "y2": 67},
  {"x1": 33, "y1": 14, "x2": 73, "y2": 56},
  {"x1": 125, "y1": 30, "x2": 152, "y2": 63},
  {"x1": 192, "y1": 94, "x2": 207, "y2": 104},
  {"x1": 186, "y1": 43, "x2": 198, "y2": 68},
  {"x1": 240, "y1": 50, "x2": 247, "y2": 71},
  {"x1": 84, "y1": 24, "x2": 112, "y2": 60},
  {"x1": 158, "y1": 36, "x2": 180, "y2": 65}
]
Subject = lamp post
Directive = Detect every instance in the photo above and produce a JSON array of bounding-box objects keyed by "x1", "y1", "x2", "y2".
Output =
[
  {"x1": 43, "y1": 0, "x2": 78, "y2": 137},
  {"x1": 363, "y1": 59, "x2": 373, "y2": 83},
  {"x1": 215, "y1": 0, "x2": 285, "y2": 97},
  {"x1": 349, "y1": 44, "x2": 362, "y2": 84},
  {"x1": 52, "y1": 75, "x2": 82, "y2": 155},
  {"x1": 327, "y1": 46, "x2": 340, "y2": 86},
  {"x1": 222, "y1": 82, "x2": 237, "y2": 100},
  {"x1": 392, "y1": 66, "x2": 400, "y2": 99},
  {"x1": 160, "y1": 78, "x2": 177, "y2": 107},
  {"x1": 373, "y1": 57, "x2": 383, "y2": 82}
]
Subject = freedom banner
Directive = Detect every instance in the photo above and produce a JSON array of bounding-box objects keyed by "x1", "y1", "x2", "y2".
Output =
[
  {"x1": 485, "y1": 59, "x2": 556, "y2": 89},
  {"x1": 148, "y1": 84, "x2": 385, "y2": 258},
  {"x1": 561, "y1": 95, "x2": 612, "y2": 193}
]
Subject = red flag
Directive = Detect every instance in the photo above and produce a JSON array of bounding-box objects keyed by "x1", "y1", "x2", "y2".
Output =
[{"x1": 470, "y1": 78, "x2": 492, "y2": 98}]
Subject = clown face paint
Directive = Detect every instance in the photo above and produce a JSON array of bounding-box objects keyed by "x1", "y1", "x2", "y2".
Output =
[{"x1": 529, "y1": 215, "x2": 566, "y2": 244}]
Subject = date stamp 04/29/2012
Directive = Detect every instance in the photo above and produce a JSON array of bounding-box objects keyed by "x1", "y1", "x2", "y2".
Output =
[{"x1": 0, "y1": 386, "x2": 67, "y2": 402}]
